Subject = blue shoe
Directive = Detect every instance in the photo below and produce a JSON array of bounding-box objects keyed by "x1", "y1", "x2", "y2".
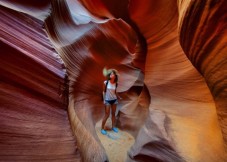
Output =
[
  {"x1": 112, "y1": 127, "x2": 119, "y2": 133},
  {"x1": 101, "y1": 129, "x2": 107, "y2": 135}
]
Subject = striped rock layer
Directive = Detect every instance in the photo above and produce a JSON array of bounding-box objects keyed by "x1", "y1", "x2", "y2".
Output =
[{"x1": 0, "y1": 0, "x2": 226, "y2": 161}]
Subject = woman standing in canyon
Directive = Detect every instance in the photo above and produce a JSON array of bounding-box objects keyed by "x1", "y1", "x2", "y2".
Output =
[{"x1": 101, "y1": 69, "x2": 121, "y2": 135}]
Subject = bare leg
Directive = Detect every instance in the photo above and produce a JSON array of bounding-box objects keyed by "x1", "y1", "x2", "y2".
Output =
[
  {"x1": 102, "y1": 105, "x2": 110, "y2": 130},
  {"x1": 111, "y1": 104, "x2": 117, "y2": 128}
]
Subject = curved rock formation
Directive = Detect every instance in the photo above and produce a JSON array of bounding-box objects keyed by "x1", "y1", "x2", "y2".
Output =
[
  {"x1": 0, "y1": 0, "x2": 226, "y2": 162},
  {"x1": 0, "y1": 3, "x2": 80, "y2": 161},
  {"x1": 178, "y1": 0, "x2": 227, "y2": 146}
]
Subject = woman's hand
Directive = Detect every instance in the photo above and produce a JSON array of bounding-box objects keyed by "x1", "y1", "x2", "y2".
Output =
[{"x1": 118, "y1": 95, "x2": 122, "y2": 100}]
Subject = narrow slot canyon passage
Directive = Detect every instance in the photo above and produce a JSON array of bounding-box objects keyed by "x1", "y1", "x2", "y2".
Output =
[{"x1": 1, "y1": 0, "x2": 227, "y2": 162}]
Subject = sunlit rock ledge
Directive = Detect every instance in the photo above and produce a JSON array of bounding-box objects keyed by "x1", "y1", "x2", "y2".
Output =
[{"x1": 0, "y1": 0, "x2": 226, "y2": 161}]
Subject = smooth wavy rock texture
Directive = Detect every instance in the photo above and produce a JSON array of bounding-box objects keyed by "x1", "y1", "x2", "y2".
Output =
[{"x1": 0, "y1": 0, "x2": 226, "y2": 162}]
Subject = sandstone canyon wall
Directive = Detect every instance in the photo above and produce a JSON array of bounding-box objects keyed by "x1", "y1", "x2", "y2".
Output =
[
  {"x1": 0, "y1": 0, "x2": 226, "y2": 162},
  {"x1": 0, "y1": 2, "x2": 80, "y2": 161}
]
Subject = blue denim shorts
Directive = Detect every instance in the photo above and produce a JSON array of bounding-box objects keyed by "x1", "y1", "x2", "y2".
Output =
[{"x1": 104, "y1": 99, "x2": 118, "y2": 105}]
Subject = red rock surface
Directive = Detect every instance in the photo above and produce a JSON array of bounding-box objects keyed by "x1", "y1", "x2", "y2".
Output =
[
  {"x1": 0, "y1": 3, "x2": 80, "y2": 162},
  {"x1": 0, "y1": 0, "x2": 226, "y2": 161}
]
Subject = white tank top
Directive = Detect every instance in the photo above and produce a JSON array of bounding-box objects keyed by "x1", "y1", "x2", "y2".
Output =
[{"x1": 104, "y1": 80, "x2": 117, "y2": 100}]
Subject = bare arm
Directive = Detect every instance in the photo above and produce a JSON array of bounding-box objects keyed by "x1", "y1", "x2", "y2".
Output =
[
  {"x1": 103, "y1": 82, "x2": 106, "y2": 103},
  {"x1": 116, "y1": 92, "x2": 122, "y2": 100}
]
